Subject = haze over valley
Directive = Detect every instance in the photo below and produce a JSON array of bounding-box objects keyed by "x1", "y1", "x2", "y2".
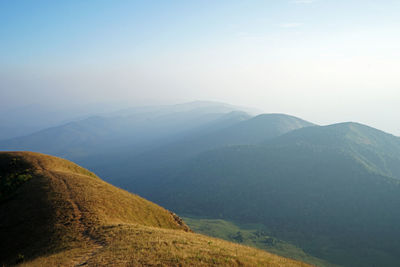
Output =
[
  {"x1": 2, "y1": 101, "x2": 400, "y2": 266},
  {"x1": 1, "y1": 1, "x2": 400, "y2": 266}
]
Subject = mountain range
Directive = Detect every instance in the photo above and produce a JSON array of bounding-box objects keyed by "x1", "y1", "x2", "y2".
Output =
[
  {"x1": 1, "y1": 101, "x2": 400, "y2": 266},
  {"x1": 145, "y1": 122, "x2": 400, "y2": 267}
]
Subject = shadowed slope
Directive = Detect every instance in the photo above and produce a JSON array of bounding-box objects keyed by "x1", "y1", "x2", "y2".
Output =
[
  {"x1": 115, "y1": 113, "x2": 314, "y2": 193},
  {"x1": 148, "y1": 122, "x2": 400, "y2": 266},
  {"x1": 0, "y1": 152, "x2": 309, "y2": 267}
]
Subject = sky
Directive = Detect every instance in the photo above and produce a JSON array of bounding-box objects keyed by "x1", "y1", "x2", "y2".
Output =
[{"x1": 1, "y1": 0, "x2": 400, "y2": 135}]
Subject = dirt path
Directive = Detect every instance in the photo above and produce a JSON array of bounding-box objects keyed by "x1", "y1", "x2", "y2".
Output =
[{"x1": 48, "y1": 170, "x2": 106, "y2": 266}]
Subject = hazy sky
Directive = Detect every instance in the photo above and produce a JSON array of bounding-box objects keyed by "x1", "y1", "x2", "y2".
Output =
[{"x1": 1, "y1": 0, "x2": 399, "y2": 135}]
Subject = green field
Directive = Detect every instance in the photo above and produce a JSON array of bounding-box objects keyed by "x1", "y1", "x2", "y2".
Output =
[{"x1": 183, "y1": 216, "x2": 337, "y2": 267}]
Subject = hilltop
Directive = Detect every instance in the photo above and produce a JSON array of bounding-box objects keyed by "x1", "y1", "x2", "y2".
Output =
[{"x1": 0, "y1": 151, "x2": 309, "y2": 266}]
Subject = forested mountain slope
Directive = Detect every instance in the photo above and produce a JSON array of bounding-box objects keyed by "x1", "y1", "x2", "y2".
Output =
[{"x1": 143, "y1": 123, "x2": 400, "y2": 267}]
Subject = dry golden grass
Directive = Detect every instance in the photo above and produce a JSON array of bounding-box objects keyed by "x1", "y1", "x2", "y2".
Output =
[
  {"x1": 0, "y1": 152, "x2": 311, "y2": 267},
  {"x1": 22, "y1": 224, "x2": 312, "y2": 267}
]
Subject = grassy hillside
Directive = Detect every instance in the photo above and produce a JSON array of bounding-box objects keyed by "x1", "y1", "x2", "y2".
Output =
[
  {"x1": 144, "y1": 123, "x2": 400, "y2": 267},
  {"x1": 0, "y1": 151, "x2": 308, "y2": 266}
]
